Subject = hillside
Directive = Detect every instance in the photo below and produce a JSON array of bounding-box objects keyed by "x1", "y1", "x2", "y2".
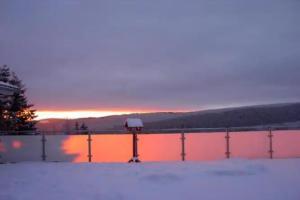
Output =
[
  {"x1": 145, "y1": 103, "x2": 300, "y2": 129},
  {"x1": 37, "y1": 102, "x2": 300, "y2": 132},
  {"x1": 37, "y1": 112, "x2": 186, "y2": 132}
]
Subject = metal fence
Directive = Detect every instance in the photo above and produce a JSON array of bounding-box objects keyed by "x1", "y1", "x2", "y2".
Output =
[{"x1": 0, "y1": 126, "x2": 300, "y2": 163}]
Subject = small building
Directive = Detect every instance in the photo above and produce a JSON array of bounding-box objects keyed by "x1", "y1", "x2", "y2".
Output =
[{"x1": 124, "y1": 118, "x2": 144, "y2": 132}]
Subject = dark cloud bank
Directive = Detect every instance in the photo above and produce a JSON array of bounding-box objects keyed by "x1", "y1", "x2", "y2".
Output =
[{"x1": 0, "y1": 0, "x2": 299, "y2": 110}]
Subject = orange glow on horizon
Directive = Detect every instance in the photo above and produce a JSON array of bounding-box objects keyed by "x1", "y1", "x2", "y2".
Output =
[
  {"x1": 36, "y1": 108, "x2": 191, "y2": 120},
  {"x1": 36, "y1": 110, "x2": 139, "y2": 120}
]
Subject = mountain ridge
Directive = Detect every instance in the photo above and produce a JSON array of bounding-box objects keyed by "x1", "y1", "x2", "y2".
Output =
[{"x1": 36, "y1": 102, "x2": 300, "y2": 132}]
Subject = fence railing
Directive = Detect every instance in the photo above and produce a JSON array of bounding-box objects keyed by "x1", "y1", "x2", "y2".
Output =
[
  {"x1": 1, "y1": 125, "x2": 300, "y2": 135},
  {"x1": 0, "y1": 127, "x2": 300, "y2": 163}
]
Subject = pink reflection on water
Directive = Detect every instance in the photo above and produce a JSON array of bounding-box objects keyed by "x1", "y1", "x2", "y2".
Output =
[
  {"x1": 186, "y1": 133, "x2": 226, "y2": 161},
  {"x1": 60, "y1": 131, "x2": 300, "y2": 163},
  {"x1": 139, "y1": 134, "x2": 181, "y2": 161},
  {"x1": 62, "y1": 136, "x2": 88, "y2": 162},
  {"x1": 91, "y1": 135, "x2": 132, "y2": 162},
  {"x1": 230, "y1": 131, "x2": 269, "y2": 159},
  {"x1": 273, "y1": 131, "x2": 300, "y2": 158}
]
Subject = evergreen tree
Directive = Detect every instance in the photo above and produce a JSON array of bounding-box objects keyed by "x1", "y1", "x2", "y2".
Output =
[
  {"x1": 0, "y1": 65, "x2": 12, "y2": 131},
  {"x1": 75, "y1": 121, "x2": 79, "y2": 131},
  {"x1": 74, "y1": 121, "x2": 79, "y2": 134},
  {"x1": 64, "y1": 119, "x2": 71, "y2": 134},
  {"x1": 0, "y1": 65, "x2": 36, "y2": 132},
  {"x1": 80, "y1": 122, "x2": 88, "y2": 134},
  {"x1": 0, "y1": 65, "x2": 10, "y2": 83}
]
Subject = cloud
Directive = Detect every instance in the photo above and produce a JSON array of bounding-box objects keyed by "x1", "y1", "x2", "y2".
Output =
[{"x1": 1, "y1": 0, "x2": 299, "y2": 110}]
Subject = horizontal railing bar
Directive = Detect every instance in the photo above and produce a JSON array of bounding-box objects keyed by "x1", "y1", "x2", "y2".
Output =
[{"x1": 1, "y1": 125, "x2": 300, "y2": 136}]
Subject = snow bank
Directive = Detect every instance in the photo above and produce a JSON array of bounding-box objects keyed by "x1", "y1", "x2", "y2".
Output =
[{"x1": 1, "y1": 159, "x2": 300, "y2": 200}]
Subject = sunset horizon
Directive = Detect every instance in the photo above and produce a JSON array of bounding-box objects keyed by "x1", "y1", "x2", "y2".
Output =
[
  {"x1": 1, "y1": 1, "x2": 300, "y2": 200},
  {"x1": 35, "y1": 100, "x2": 300, "y2": 120}
]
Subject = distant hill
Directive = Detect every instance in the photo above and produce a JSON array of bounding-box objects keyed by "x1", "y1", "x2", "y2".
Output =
[
  {"x1": 145, "y1": 103, "x2": 300, "y2": 129},
  {"x1": 37, "y1": 102, "x2": 300, "y2": 132},
  {"x1": 36, "y1": 112, "x2": 187, "y2": 132}
]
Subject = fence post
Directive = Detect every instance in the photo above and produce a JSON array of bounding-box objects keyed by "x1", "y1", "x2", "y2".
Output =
[
  {"x1": 87, "y1": 132, "x2": 92, "y2": 162},
  {"x1": 41, "y1": 134, "x2": 46, "y2": 161},
  {"x1": 133, "y1": 130, "x2": 139, "y2": 161},
  {"x1": 180, "y1": 131, "x2": 186, "y2": 161},
  {"x1": 268, "y1": 128, "x2": 273, "y2": 159},
  {"x1": 225, "y1": 128, "x2": 230, "y2": 159},
  {"x1": 128, "y1": 129, "x2": 140, "y2": 163}
]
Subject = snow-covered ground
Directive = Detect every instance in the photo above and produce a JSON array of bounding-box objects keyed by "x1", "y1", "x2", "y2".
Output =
[{"x1": 1, "y1": 159, "x2": 300, "y2": 200}]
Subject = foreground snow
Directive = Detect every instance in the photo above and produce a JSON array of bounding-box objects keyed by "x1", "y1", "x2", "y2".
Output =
[{"x1": 1, "y1": 159, "x2": 300, "y2": 200}]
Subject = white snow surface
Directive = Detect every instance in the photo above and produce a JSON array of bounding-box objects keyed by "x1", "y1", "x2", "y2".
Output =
[{"x1": 1, "y1": 159, "x2": 300, "y2": 200}]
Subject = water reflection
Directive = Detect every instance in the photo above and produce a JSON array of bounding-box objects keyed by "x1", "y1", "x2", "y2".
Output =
[
  {"x1": 186, "y1": 133, "x2": 225, "y2": 161},
  {"x1": 230, "y1": 131, "x2": 269, "y2": 159},
  {"x1": 91, "y1": 135, "x2": 132, "y2": 163},
  {"x1": 139, "y1": 134, "x2": 181, "y2": 161},
  {"x1": 61, "y1": 135, "x2": 87, "y2": 162},
  {"x1": 274, "y1": 131, "x2": 300, "y2": 158},
  {"x1": 0, "y1": 131, "x2": 300, "y2": 163}
]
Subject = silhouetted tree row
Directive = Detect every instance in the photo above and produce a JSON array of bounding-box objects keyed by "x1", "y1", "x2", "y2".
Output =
[{"x1": 74, "y1": 121, "x2": 88, "y2": 134}]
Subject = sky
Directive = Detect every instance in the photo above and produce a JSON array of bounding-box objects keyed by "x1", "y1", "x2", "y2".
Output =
[{"x1": 1, "y1": 0, "x2": 300, "y2": 119}]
